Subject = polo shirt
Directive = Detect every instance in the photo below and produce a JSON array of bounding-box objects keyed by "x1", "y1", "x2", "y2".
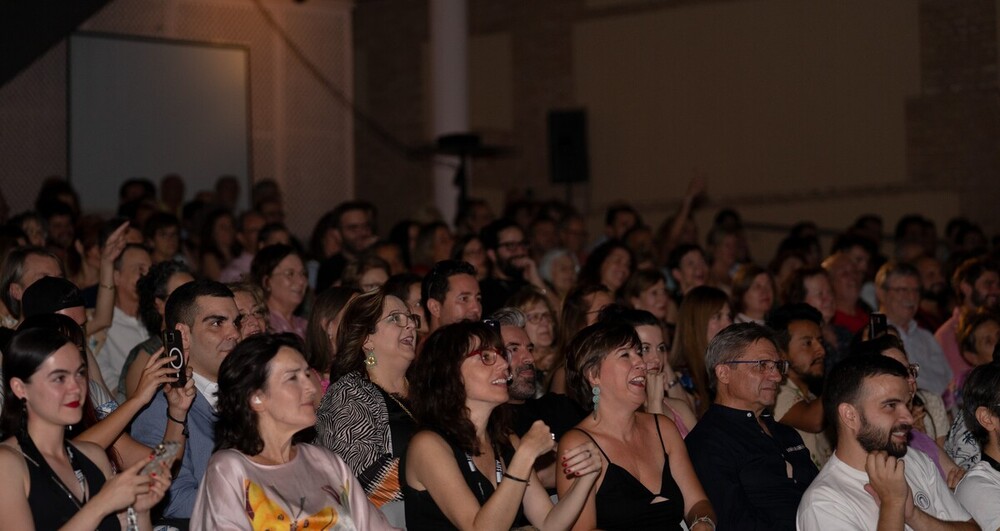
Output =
[{"x1": 686, "y1": 403, "x2": 818, "y2": 530}]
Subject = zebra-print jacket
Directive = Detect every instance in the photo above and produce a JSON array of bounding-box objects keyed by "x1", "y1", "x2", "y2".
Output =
[{"x1": 315, "y1": 371, "x2": 403, "y2": 506}]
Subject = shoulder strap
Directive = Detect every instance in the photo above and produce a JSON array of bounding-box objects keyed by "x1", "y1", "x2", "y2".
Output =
[
  {"x1": 570, "y1": 427, "x2": 611, "y2": 461},
  {"x1": 652, "y1": 414, "x2": 668, "y2": 455}
]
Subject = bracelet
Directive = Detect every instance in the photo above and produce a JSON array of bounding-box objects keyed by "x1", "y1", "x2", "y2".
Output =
[
  {"x1": 99, "y1": 282, "x2": 115, "y2": 290},
  {"x1": 167, "y1": 411, "x2": 189, "y2": 438},
  {"x1": 502, "y1": 472, "x2": 529, "y2": 485},
  {"x1": 690, "y1": 516, "x2": 715, "y2": 530}
]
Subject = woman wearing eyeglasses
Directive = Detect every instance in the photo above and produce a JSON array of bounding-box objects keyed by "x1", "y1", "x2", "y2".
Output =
[
  {"x1": 404, "y1": 321, "x2": 602, "y2": 531},
  {"x1": 251, "y1": 244, "x2": 309, "y2": 338},
  {"x1": 560, "y1": 321, "x2": 715, "y2": 531},
  {"x1": 315, "y1": 288, "x2": 418, "y2": 527}
]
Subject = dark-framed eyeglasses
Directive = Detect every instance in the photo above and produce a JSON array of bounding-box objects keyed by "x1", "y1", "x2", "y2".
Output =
[
  {"x1": 384, "y1": 311, "x2": 420, "y2": 329},
  {"x1": 723, "y1": 359, "x2": 790, "y2": 375},
  {"x1": 466, "y1": 348, "x2": 508, "y2": 366}
]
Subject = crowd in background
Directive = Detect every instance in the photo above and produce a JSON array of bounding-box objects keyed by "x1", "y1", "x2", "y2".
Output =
[{"x1": 0, "y1": 173, "x2": 998, "y2": 530}]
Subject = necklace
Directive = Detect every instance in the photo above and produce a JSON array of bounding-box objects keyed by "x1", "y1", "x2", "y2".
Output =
[{"x1": 369, "y1": 373, "x2": 415, "y2": 421}]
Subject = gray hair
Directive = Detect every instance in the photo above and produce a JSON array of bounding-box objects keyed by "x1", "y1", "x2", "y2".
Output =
[
  {"x1": 704, "y1": 322, "x2": 778, "y2": 388},
  {"x1": 491, "y1": 307, "x2": 527, "y2": 328},
  {"x1": 538, "y1": 248, "x2": 578, "y2": 285},
  {"x1": 875, "y1": 261, "x2": 919, "y2": 289}
]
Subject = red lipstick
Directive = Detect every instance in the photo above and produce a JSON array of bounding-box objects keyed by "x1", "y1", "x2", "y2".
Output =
[{"x1": 65, "y1": 401, "x2": 81, "y2": 408}]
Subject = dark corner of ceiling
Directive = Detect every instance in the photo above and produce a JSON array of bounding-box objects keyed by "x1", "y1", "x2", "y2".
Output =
[{"x1": 0, "y1": 0, "x2": 116, "y2": 87}]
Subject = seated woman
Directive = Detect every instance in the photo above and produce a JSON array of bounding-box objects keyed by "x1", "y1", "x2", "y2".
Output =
[
  {"x1": 405, "y1": 321, "x2": 602, "y2": 531},
  {"x1": 730, "y1": 264, "x2": 775, "y2": 325},
  {"x1": 0, "y1": 327, "x2": 172, "y2": 530},
  {"x1": 304, "y1": 285, "x2": 360, "y2": 394},
  {"x1": 597, "y1": 306, "x2": 696, "y2": 437},
  {"x1": 315, "y1": 288, "x2": 418, "y2": 526},
  {"x1": 252, "y1": 244, "x2": 309, "y2": 337},
  {"x1": 954, "y1": 360, "x2": 1000, "y2": 530},
  {"x1": 191, "y1": 333, "x2": 396, "y2": 530},
  {"x1": 559, "y1": 321, "x2": 715, "y2": 531},
  {"x1": 670, "y1": 286, "x2": 731, "y2": 416},
  {"x1": 507, "y1": 286, "x2": 561, "y2": 393},
  {"x1": 549, "y1": 284, "x2": 614, "y2": 394}
]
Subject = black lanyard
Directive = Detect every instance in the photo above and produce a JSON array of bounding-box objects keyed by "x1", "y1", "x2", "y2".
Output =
[
  {"x1": 16, "y1": 431, "x2": 89, "y2": 508},
  {"x1": 464, "y1": 446, "x2": 503, "y2": 500}
]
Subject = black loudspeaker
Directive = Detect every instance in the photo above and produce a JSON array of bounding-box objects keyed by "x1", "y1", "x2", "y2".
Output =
[{"x1": 548, "y1": 109, "x2": 589, "y2": 184}]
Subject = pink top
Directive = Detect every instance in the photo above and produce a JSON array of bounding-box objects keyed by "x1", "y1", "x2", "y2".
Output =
[
  {"x1": 269, "y1": 310, "x2": 307, "y2": 339},
  {"x1": 191, "y1": 445, "x2": 400, "y2": 530},
  {"x1": 665, "y1": 402, "x2": 690, "y2": 439}
]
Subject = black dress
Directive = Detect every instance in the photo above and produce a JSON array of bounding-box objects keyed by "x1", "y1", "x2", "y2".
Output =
[
  {"x1": 18, "y1": 432, "x2": 120, "y2": 531},
  {"x1": 403, "y1": 433, "x2": 529, "y2": 530},
  {"x1": 573, "y1": 416, "x2": 686, "y2": 530}
]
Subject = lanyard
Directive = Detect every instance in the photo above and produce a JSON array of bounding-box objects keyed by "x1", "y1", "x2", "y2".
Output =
[{"x1": 464, "y1": 446, "x2": 503, "y2": 500}]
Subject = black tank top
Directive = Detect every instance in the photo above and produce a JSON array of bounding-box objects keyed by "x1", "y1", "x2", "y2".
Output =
[
  {"x1": 17, "y1": 432, "x2": 119, "y2": 531},
  {"x1": 403, "y1": 433, "x2": 528, "y2": 530},
  {"x1": 574, "y1": 416, "x2": 686, "y2": 530}
]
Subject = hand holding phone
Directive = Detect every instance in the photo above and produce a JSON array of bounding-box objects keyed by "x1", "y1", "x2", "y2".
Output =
[
  {"x1": 163, "y1": 329, "x2": 186, "y2": 388},
  {"x1": 140, "y1": 441, "x2": 182, "y2": 476}
]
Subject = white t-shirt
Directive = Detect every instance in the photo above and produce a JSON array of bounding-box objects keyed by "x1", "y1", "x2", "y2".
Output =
[
  {"x1": 797, "y1": 450, "x2": 971, "y2": 530},
  {"x1": 955, "y1": 460, "x2": 1000, "y2": 531},
  {"x1": 96, "y1": 306, "x2": 149, "y2": 392}
]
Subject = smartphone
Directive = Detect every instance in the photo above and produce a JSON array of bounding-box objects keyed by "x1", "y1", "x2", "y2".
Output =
[
  {"x1": 869, "y1": 313, "x2": 888, "y2": 339},
  {"x1": 140, "y1": 441, "x2": 182, "y2": 476},
  {"x1": 163, "y1": 329, "x2": 186, "y2": 388}
]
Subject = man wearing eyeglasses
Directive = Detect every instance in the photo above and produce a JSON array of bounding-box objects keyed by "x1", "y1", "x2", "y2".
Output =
[
  {"x1": 686, "y1": 323, "x2": 818, "y2": 530},
  {"x1": 769, "y1": 303, "x2": 833, "y2": 469},
  {"x1": 875, "y1": 262, "x2": 951, "y2": 398},
  {"x1": 797, "y1": 355, "x2": 974, "y2": 530},
  {"x1": 479, "y1": 219, "x2": 551, "y2": 316}
]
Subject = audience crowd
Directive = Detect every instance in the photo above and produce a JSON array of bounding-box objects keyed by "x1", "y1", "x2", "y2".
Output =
[{"x1": 0, "y1": 174, "x2": 998, "y2": 530}]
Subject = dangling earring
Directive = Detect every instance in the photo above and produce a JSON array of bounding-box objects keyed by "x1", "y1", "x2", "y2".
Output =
[
  {"x1": 365, "y1": 348, "x2": 377, "y2": 367},
  {"x1": 19, "y1": 398, "x2": 28, "y2": 434},
  {"x1": 591, "y1": 386, "x2": 600, "y2": 419}
]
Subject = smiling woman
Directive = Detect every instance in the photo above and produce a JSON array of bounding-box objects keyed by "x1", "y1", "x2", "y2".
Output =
[
  {"x1": 0, "y1": 328, "x2": 172, "y2": 531},
  {"x1": 314, "y1": 288, "x2": 418, "y2": 527},
  {"x1": 404, "y1": 321, "x2": 602, "y2": 531},
  {"x1": 252, "y1": 244, "x2": 309, "y2": 338},
  {"x1": 191, "y1": 333, "x2": 396, "y2": 530}
]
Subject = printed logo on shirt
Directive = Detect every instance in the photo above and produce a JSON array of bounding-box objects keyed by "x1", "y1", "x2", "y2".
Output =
[{"x1": 913, "y1": 490, "x2": 931, "y2": 510}]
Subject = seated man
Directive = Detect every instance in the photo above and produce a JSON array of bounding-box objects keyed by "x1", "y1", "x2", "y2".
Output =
[
  {"x1": 954, "y1": 360, "x2": 1000, "y2": 530},
  {"x1": 131, "y1": 279, "x2": 240, "y2": 521},
  {"x1": 686, "y1": 323, "x2": 817, "y2": 530},
  {"x1": 797, "y1": 355, "x2": 974, "y2": 530},
  {"x1": 768, "y1": 303, "x2": 833, "y2": 468}
]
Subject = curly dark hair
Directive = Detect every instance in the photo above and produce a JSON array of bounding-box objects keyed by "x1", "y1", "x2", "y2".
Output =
[
  {"x1": 137, "y1": 260, "x2": 193, "y2": 337},
  {"x1": 215, "y1": 333, "x2": 306, "y2": 455},
  {"x1": 409, "y1": 321, "x2": 512, "y2": 456},
  {"x1": 578, "y1": 239, "x2": 636, "y2": 293},
  {"x1": 329, "y1": 288, "x2": 389, "y2": 382}
]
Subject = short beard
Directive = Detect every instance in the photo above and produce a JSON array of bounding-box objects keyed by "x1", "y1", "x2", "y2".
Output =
[
  {"x1": 498, "y1": 259, "x2": 524, "y2": 281},
  {"x1": 508, "y1": 365, "x2": 536, "y2": 401},
  {"x1": 856, "y1": 413, "x2": 910, "y2": 458}
]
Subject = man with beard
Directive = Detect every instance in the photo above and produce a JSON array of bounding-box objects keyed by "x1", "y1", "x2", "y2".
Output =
[
  {"x1": 797, "y1": 355, "x2": 974, "y2": 530},
  {"x1": 479, "y1": 219, "x2": 550, "y2": 316},
  {"x1": 316, "y1": 200, "x2": 377, "y2": 292},
  {"x1": 493, "y1": 307, "x2": 584, "y2": 488},
  {"x1": 769, "y1": 303, "x2": 832, "y2": 468},
  {"x1": 421, "y1": 259, "x2": 482, "y2": 334},
  {"x1": 914, "y1": 255, "x2": 949, "y2": 332},
  {"x1": 936, "y1": 257, "x2": 1000, "y2": 390}
]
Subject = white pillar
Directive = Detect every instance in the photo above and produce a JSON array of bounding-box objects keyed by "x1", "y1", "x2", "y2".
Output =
[{"x1": 429, "y1": 0, "x2": 467, "y2": 227}]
